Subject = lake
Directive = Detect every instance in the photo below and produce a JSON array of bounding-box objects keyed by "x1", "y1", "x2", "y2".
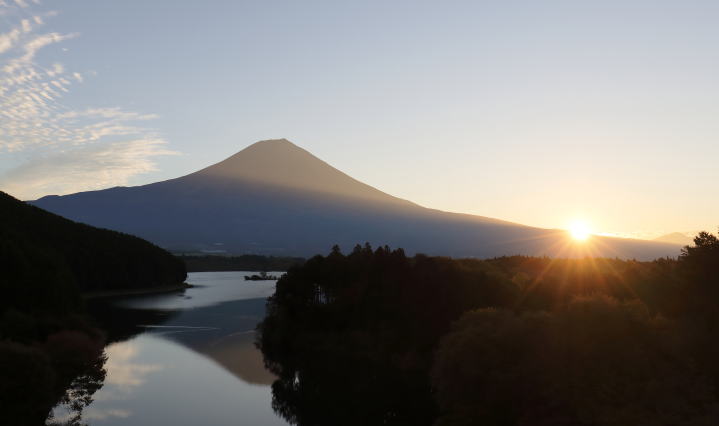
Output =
[{"x1": 52, "y1": 272, "x2": 290, "y2": 426}]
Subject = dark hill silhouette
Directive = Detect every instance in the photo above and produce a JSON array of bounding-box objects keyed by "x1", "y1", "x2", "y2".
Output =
[
  {"x1": 31, "y1": 139, "x2": 680, "y2": 260},
  {"x1": 1, "y1": 190, "x2": 186, "y2": 314}
]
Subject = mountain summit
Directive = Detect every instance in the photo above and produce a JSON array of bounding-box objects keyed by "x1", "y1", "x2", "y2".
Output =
[
  {"x1": 31, "y1": 139, "x2": 681, "y2": 259},
  {"x1": 190, "y1": 139, "x2": 413, "y2": 206}
]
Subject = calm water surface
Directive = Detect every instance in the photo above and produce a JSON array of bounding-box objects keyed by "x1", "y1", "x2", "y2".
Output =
[{"x1": 57, "y1": 272, "x2": 290, "y2": 426}]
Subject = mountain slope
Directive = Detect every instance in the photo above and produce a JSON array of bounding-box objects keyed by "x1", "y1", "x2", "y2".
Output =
[
  {"x1": 191, "y1": 139, "x2": 416, "y2": 207},
  {"x1": 31, "y1": 139, "x2": 681, "y2": 260}
]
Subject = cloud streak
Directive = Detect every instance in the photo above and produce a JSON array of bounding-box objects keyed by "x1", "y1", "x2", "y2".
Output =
[
  {"x1": 0, "y1": 138, "x2": 177, "y2": 198},
  {"x1": 0, "y1": 1, "x2": 178, "y2": 200}
]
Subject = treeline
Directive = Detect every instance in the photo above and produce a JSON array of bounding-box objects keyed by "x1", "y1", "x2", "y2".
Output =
[
  {"x1": 178, "y1": 254, "x2": 304, "y2": 272},
  {"x1": 0, "y1": 191, "x2": 187, "y2": 424},
  {"x1": 258, "y1": 235, "x2": 719, "y2": 426}
]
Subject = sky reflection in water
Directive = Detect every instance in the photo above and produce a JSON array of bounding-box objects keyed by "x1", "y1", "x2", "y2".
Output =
[{"x1": 63, "y1": 272, "x2": 288, "y2": 426}]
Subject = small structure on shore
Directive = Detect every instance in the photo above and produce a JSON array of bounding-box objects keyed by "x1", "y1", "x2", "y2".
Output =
[{"x1": 244, "y1": 271, "x2": 279, "y2": 281}]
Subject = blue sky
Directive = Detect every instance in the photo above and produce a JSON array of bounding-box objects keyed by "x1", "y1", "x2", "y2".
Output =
[{"x1": 0, "y1": 0, "x2": 717, "y2": 238}]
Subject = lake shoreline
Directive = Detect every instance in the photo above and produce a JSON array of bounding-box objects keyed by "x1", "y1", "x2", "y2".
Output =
[
  {"x1": 82, "y1": 282, "x2": 193, "y2": 300},
  {"x1": 64, "y1": 272, "x2": 287, "y2": 426}
]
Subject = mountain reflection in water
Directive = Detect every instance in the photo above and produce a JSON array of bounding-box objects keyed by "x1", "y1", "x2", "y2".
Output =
[{"x1": 55, "y1": 272, "x2": 288, "y2": 426}]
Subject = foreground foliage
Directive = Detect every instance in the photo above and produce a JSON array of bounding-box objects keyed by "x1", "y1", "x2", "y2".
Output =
[
  {"x1": 433, "y1": 297, "x2": 718, "y2": 426},
  {"x1": 259, "y1": 234, "x2": 719, "y2": 425},
  {"x1": 0, "y1": 310, "x2": 106, "y2": 425}
]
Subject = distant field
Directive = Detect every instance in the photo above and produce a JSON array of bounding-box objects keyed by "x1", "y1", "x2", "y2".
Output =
[{"x1": 177, "y1": 254, "x2": 305, "y2": 272}]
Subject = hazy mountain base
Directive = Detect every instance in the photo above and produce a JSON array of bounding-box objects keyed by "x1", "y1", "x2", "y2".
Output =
[
  {"x1": 259, "y1": 235, "x2": 719, "y2": 426},
  {"x1": 653, "y1": 232, "x2": 695, "y2": 246},
  {"x1": 178, "y1": 254, "x2": 304, "y2": 272}
]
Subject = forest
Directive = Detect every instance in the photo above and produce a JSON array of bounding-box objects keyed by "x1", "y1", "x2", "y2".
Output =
[
  {"x1": 258, "y1": 234, "x2": 719, "y2": 426},
  {"x1": 1, "y1": 191, "x2": 186, "y2": 309},
  {"x1": 0, "y1": 191, "x2": 188, "y2": 424}
]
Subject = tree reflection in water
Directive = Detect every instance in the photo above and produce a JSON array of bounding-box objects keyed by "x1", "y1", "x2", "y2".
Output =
[
  {"x1": 264, "y1": 340, "x2": 436, "y2": 426},
  {"x1": 0, "y1": 321, "x2": 108, "y2": 426},
  {"x1": 47, "y1": 349, "x2": 107, "y2": 426},
  {"x1": 44, "y1": 298, "x2": 180, "y2": 425}
]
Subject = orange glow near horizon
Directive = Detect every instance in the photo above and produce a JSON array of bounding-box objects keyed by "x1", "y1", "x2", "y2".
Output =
[{"x1": 568, "y1": 220, "x2": 592, "y2": 241}]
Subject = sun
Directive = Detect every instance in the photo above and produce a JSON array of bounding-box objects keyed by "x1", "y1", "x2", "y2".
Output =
[{"x1": 568, "y1": 220, "x2": 591, "y2": 241}]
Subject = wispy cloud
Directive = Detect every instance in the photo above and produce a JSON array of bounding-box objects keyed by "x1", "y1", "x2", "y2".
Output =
[
  {"x1": 0, "y1": 138, "x2": 177, "y2": 197},
  {"x1": 0, "y1": 1, "x2": 178, "y2": 200}
]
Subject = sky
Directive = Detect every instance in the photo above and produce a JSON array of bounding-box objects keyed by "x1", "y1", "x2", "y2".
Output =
[{"x1": 0, "y1": 0, "x2": 717, "y2": 239}]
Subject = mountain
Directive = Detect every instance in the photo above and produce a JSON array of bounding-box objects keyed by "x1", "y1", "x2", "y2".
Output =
[
  {"x1": 653, "y1": 232, "x2": 694, "y2": 246},
  {"x1": 31, "y1": 139, "x2": 681, "y2": 260},
  {"x1": 1, "y1": 190, "x2": 186, "y2": 314}
]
